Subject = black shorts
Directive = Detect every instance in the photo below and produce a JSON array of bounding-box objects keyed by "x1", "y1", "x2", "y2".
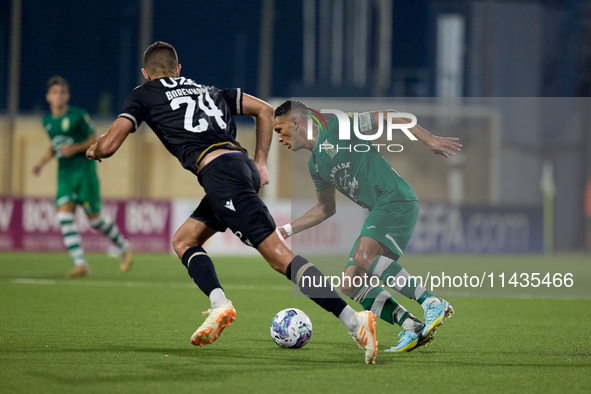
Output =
[{"x1": 191, "y1": 153, "x2": 276, "y2": 248}]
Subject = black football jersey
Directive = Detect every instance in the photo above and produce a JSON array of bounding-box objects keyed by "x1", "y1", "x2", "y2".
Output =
[{"x1": 119, "y1": 76, "x2": 246, "y2": 175}]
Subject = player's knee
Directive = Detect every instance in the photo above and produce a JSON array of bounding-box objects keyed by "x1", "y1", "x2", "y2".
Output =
[
  {"x1": 351, "y1": 251, "x2": 375, "y2": 271},
  {"x1": 257, "y1": 231, "x2": 292, "y2": 275},
  {"x1": 171, "y1": 239, "x2": 185, "y2": 260},
  {"x1": 172, "y1": 232, "x2": 195, "y2": 259}
]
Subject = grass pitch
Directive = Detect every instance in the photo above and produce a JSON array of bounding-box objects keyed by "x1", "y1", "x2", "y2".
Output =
[{"x1": 0, "y1": 252, "x2": 590, "y2": 393}]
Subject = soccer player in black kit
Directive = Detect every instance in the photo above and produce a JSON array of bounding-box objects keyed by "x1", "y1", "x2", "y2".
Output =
[{"x1": 87, "y1": 41, "x2": 378, "y2": 363}]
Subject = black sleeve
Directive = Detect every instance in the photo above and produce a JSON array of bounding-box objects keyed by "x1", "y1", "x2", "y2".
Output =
[
  {"x1": 118, "y1": 87, "x2": 147, "y2": 132},
  {"x1": 221, "y1": 88, "x2": 243, "y2": 116}
]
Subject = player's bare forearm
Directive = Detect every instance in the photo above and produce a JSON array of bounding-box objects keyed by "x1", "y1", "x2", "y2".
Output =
[
  {"x1": 60, "y1": 134, "x2": 97, "y2": 157},
  {"x1": 290, "y1": 188, "x2": 336, "y2": 235},
  {"x1": 40, "y1": 145, "x2": 55, "y2": 164},
  {"x1": 73, "y1": 134, "x2": 97, "y2": 153},
  {"x1": 291, "y1": 204, "x2": 335, "y2": 235},
  {"x1": 242, "y1": 94, "x2": 274, "y2": 165},
  {"x1": 408, "y1": 123, "x2": 435, "y2": 145},
  {"x1": 369, "y1": 109, "x2": 424, "y2": 139},
  {"x1": 94, "y1": 136, "x2": 113, "y2": 159},
  {"x1": 371, "y1": 109, "x2": 462, "y2": 158},
  {"x1": 253, "y1": 113, "x2": 274, "y2": 166},
  {"x1": 32, "y1": 145, "x2": 55, "y2": 175},
  {"x1": 409, "y1": 124, "x2": 462, "y2": 158},
  {"x1": 242, "y1": 93, "x2": 274, "y2": 187},
  {"x1": 88, "y1": 117, "x2": 132, "y2": 160}
]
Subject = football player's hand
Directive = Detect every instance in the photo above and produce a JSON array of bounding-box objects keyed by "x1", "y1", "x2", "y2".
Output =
[
  {"x1": 256, "y1": 163, "x2": 270, "y2": 188},
  {"x1": 58, "y1": 144, "x2": 77, "y2": 158},
  {"x1": 86, "y1": 143, "x2": 102, "y2": 162},
  {"x1": 427, "y1": 136, "x2": 462, "y2": 158},
  {"x1": 278, "y1": 227, "x2": 289, "y2": 239},
  {"x1": 32, "y1": 164, "x2": 43, "y2": 176}
]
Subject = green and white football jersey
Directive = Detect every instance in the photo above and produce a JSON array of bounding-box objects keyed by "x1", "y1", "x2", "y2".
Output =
[
  {"x1": 43, "y1": 106, "x2": 100, "y2": 211},
  {"x1": 307, "y1": 114, "x2": 418, "y2": 211},
  {"x1": 42, "y1": 106, "x2": 96, "y2": 172}
]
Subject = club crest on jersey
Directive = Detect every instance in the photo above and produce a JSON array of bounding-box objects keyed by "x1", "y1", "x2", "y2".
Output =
[
  {"x1": 320, "y1": 139, "x2": 337, "y2": 159},
  {"x1": 61, "y1": 117, "x2": 70, "y2": 132}
]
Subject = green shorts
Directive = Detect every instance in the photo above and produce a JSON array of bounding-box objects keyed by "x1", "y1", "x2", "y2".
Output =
[
  {"x1": 346, "y1": 200, "x2": 419, "y2": 267},
  {"x1": 55, "y1": 169, "x2": 101, "y2": 213}
]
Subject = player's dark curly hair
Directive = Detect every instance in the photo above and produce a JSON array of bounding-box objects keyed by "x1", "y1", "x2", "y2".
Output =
[{"x1": 274, "y1": 99, "x2": 309, "y2": 118}]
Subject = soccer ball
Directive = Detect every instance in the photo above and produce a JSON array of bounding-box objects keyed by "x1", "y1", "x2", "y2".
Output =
[{"x1": 270, "y1": 308, "x2": 313, "y2": 349}]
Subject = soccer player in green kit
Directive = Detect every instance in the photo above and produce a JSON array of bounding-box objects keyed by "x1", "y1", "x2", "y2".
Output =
[
  {"x1": 32, "y1": 76, "x2": 132, "y2": 278},
  {"x1": 274, "y1": 99, "x2": 461, "y2": 352}
]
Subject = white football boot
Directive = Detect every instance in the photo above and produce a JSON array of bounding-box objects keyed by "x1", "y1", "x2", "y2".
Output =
[
  {"x1": 120, "y1": 242, "x2": 133, "y2": 273},
  {"x1": 349, "y1": 311, "x2": 378, "y2": 364},
  {"x1": 191, "y1": 300, "x2": 236, "y2": 347}
]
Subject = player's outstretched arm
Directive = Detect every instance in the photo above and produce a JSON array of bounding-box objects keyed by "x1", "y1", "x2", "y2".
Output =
[
  {"x1": 242, "y1": 94, "x2": 275, "y2": 187},
  {"x1": 279, "y1": 187, "x2": 336, "y2": 239},
  {"x1": 371, "y1": 110, "x2": 462, "y2": 158},
  {"x1": 58, "y1": 134, "x2": 97, "y2": 158},
  {"x1": 86, "y1": 118, "x2": 133, "y2": 162},
  {"x1": 32, "y1": 145, "x2": 55, "y2": 175}
]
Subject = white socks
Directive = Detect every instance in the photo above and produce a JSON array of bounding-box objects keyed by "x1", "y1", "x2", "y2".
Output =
[
  {"x1": 209, "y1": 288, "x2": 227, "y2": 309},
  {"x1": 338, "y1": 306, "x2": 359, "y2": 332}
]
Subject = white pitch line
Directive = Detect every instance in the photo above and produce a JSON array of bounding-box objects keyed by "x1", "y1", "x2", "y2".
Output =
[
  {"x1": 6, "y1": 278, "x2": 288, "y2": 291},
  {"x1": 10, "y1": 278, "x2": 58, "y2": 285}
]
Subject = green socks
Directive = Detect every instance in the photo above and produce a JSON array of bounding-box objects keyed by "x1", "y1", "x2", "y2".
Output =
[
  {"x1": 349, "y1": 285, "x2": 421, "y2": 330},
  {"x1": 367, "y1": 255, "x2": 434, "y2": 305}
]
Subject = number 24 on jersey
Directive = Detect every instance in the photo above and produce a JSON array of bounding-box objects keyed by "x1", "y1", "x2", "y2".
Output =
[{"x1": 170, "y1": 91, "x2": 226, "y2": 133}]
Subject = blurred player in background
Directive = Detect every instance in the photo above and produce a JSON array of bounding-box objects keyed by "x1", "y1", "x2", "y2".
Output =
[
  {"x1": 86, "y1": 42, "x2": 379, "y2": 364},
  {"x1": 274, "y1": 99, "x2": 459, "y2": 353},
  {"x1": 32, "y1": 76, "x2": 133, "y2": 278}
]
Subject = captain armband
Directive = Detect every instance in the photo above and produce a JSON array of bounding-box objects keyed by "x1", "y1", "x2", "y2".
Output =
[{"x1": 357, "y1": 112, "x2": 376, "y2": 133}]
